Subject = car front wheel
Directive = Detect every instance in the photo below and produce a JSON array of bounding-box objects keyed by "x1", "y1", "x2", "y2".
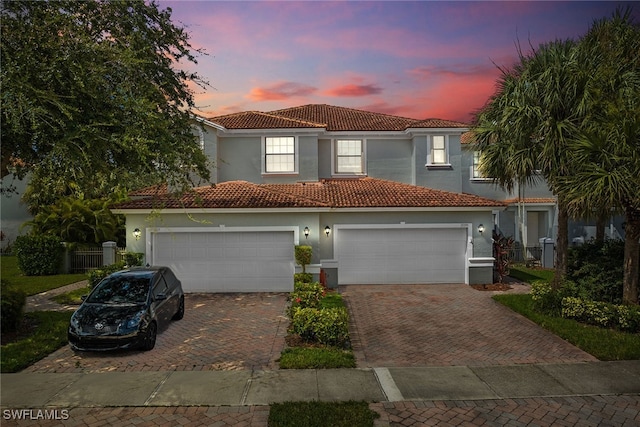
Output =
[{"x1": 140, "y1": 322, "x2": 157, "y2": 351}]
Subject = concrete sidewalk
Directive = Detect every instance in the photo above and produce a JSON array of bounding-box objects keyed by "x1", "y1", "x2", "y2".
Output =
[{"x1": 2, "y1": 361, "x2": 639, "y2": 409}]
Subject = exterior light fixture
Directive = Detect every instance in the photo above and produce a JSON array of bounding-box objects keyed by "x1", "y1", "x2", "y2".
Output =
[
  {"x1": 324, "y1": 226, "x2": 331, "y2": 237},
  {"x1": 477, "y1": 224, "x2": 485, "y2": 234},
  {"x1": 304, "y1": 227, "x2": 310, "y2": 239},
  {"x1": 133, "y1": 228, "x2": 142, "y2": 240}
]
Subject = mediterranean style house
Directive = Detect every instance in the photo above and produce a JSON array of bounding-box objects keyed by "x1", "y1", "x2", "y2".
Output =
[{"x1": 112, "y1": 104, "x2": 616, "y2": 293}]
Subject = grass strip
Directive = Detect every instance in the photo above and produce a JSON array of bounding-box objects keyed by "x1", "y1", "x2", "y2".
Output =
[
  {"x1": 508, "y1": 265, "x2": 555, "y2": 284},
  {"x1": 279, "y1": 347, "x2": 356, "y2": 369},
  {"x1": 494, "y1": 294, "x2": 640, "y2": 361},
  {"x1": 1, "y1": 256, "x2": 86, "y2": 296},
  {"x1": 268, "y1": 401, "x2": 379, "y2": 427},
  {"x1": 1, "y1": 311, "x2": 72, "y2": 373}
]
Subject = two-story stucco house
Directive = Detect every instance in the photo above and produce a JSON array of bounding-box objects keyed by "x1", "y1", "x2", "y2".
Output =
[{"x1": 113, "y1": 104, "x2": 562, "y2": 293}]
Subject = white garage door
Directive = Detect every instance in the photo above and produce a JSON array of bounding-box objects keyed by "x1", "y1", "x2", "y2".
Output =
[
  {"x1": 336, "y1": 227, "x2": 467, "y2": 284},
  {"x1": 152, "y1": 230, "x2": 295, "y2": 292}
]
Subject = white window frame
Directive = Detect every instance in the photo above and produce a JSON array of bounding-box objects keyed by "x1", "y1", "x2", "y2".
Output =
[
  {"x1": 262, "y1": 136, "x2": 298, "y2": 175},
  {"x1": 426, "y1": 135, "x2": 451, "y2": 169},
  {"x1": 470, "y1": 150, "x2": 494, "y2": 181},
  {"x1": 332, "y1": 139, "x2": 366, "y2": 175}
]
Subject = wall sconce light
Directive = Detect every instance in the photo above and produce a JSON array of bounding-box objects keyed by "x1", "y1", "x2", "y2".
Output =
[
  {"x1": 477, "y1": 224, "x2": 485, "y2": 234},
  {"x1": 304, "y1": 227, "x2": 310, "y2": 239},
  {"x1": 324, "y1": 226, "x2": 331, "y2": 237},
  {"x1": 133, "y1": 228, "x2": 142, "y2": 240}
]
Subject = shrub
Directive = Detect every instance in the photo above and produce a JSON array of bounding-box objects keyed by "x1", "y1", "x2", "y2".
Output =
[
  {"x1": 566, "y1": 239, "x2": 624, "y2": 304},
  {"x1": 530, "y1": 280, "x2": 582, "y2": 315},
  {"x1": 13, "y1": 235, "x2": 64, "y2": 276},
  {"x1": 562, "y1": 297, "x2": 640, "y2": 333},
  {"x1": 1, "y1": 279, "x2": 26, "y2": 332},
  {"x1": 294, "y1": 272, "x2": 313, "y2": 283},
  {"x1": 123, "y1": 252, "x2": 144, "y2": 267},
  {"x1": 288, "y1": 282, "x2": 326, "y2": 317},
  {"x1": 87, "y1": 261, "x2": 127, "y2": 288},
  {"x1": 290, "y1": 306, "x2": 350, "y2": 347},
  {"x1": 295, "y1": 245, "x2": 312, "y2": 273}
]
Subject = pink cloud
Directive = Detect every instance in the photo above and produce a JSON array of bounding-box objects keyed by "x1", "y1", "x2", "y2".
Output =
[
  {"x1": 325, "y1": 83, "x2": 383, "y2": 97},
  {"x1": 248, "y1": 82, "x2": 317, "y2": 101}
]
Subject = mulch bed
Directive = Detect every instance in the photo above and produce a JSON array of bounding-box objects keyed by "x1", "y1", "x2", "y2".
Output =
[{"x1": 471, "y1": 283, "x2": 513, "y2": 291}]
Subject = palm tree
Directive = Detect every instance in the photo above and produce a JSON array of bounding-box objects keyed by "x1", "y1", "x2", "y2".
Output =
[
  {"x1": 556, "y1": 9, "x2": 640, "y2": 304},
  {"x1": 473, "y1": 39, "x2": 583, "y2": 287}
]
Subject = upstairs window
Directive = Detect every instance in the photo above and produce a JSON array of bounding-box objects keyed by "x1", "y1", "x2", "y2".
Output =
[
  {"x1": 471, "y1": 150, "x2": 492, "y2": 181},
  {"x1": 335, "y1": 139, "x2": 364, "y2": 174},
  {"x1": 264, "y1": 136, "x2": 296, "y2": 174},
  {"x1": 426, "y1": 135, "x2": 450, "y2": 168}
]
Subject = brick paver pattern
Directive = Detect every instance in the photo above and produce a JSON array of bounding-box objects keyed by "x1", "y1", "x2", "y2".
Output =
[
  {"x1": 25, "y1": 293, "x2": 289, "y2": 373},
  {"x1": 2, "y1": 396, "x2": 639, "y2": 426},
  {"x1": 341, "y1": 284, "x2": 598, "y2": 367}
]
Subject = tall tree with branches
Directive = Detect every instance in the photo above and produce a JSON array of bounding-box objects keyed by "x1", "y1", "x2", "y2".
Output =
[{"x1": 1, "y1": 0, "x2": 212, "y2": 210}]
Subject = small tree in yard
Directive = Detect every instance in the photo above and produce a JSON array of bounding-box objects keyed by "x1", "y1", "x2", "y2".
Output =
[
  {"x1": 295, "y1": 245, "x2": 312, "y2": 273},
  {"x1": 493, "y1": 231, "x2": 514, "y2": 284}
]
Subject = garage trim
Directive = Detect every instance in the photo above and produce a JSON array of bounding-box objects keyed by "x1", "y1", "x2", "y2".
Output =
[{"x1": 334, "y1": 223, "x2": 473, "y2": 284}]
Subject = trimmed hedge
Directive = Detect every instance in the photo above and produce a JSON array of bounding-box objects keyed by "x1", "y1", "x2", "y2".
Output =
[
  {"x1": 13, "y1": 235, "x2": 64, "y2": 276},
  {"x1": 290, "y1": 306, "x2": 350, "y2": 347},
  {"x1": 295, "y1": 245, "x2": 312, "y2": 273},
  {"x1": 87, "y1": 261, "x2": 127, "y2": 288},
  {"x1": 288, "y1": 282, "x2": 326, "y2": 316},
  {"x1": 562, "y1": 297, "x2": 640, "y2": 333},
  {"x1": 1, "y1": 279, "x2": 26, "y2": 332}
]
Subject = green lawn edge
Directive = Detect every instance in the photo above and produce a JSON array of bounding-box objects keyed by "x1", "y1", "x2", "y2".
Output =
[
  {"x1": 268, "y1": 401, "x2": 379, "y2": 427},
  {"x1": 1, "y1": 311, "x2": 72, "y2": 373},
  {"x1": 493, "y1": 294, "x2": 640, "y2": 361},
  {"x1": 1, "y1": 256, "x2": 86, "y2": 296}
]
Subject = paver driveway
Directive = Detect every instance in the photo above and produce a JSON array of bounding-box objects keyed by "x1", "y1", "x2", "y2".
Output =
[
  {"x1": 341, "y1": 284, "x2": 598, "y2": 367},
  {"x1": 25, "y1": 293, "x2": 289, "y2": 373}
]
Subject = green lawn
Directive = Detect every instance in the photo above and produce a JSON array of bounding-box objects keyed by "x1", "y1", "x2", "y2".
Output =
[
  {"x1": 494, "y1": 293, "x2": 640, "y2": 360},
  {"x1": 269, "y1": 401, "x2": 379, "y2": 427},
  {"x1": 1, "y1": 311, "x2": 72, "y2": 373},
  {"x1": 509, "y1": 264, "x2": 555, "y2": 283},
  {"x1": 0, "y1": 256, "x2": 86, "y2": 295}
]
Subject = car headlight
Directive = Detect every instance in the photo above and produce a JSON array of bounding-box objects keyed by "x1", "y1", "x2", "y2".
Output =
[
  {"x1": 69, "y1": 314, "x2": 80, "y2": 333},
  {"x1": 121, "y1": 311, "x2": 145, "y2": 331}
]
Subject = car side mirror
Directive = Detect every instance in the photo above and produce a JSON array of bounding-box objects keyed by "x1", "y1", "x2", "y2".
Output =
[{"x1": 81, "y1": 295, "x2": 88, "y2": 301}]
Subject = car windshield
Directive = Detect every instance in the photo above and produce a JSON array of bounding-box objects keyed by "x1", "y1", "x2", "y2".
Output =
[{"x1": 87, "y1": 274, "x2": 152, "y2": 304}]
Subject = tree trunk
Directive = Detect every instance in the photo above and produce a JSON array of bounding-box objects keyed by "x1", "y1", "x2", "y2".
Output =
[
  {"x1": 553, "y1": 202, "x2": 569, "y2": 289},
  {"x1": 623, "y1": 206, "x2": 640, "y2": 305},
  {"x1": 595, "y1": 213, "x2": 606, "y2": 242}
]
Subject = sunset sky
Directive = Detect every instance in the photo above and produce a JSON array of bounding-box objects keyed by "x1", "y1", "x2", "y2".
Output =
[{"x1": 158, "y1": 1, "x2": 637, "y2": 123}]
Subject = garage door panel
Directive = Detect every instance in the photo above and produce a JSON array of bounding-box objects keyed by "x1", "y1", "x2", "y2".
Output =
[
  {"x1": 152, "y1": 231, "x2": 294, "y2": 293},
  {"x1": 336, "y1": 227, "x2": 467, "y2": 285}
]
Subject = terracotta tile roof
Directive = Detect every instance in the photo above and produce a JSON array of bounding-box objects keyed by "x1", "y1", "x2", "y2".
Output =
[
  {"x1": 207, "y1": 111, "x2": 325, "y2": 129},
  {"x1": 461, "y1": 131, "x2": 475, "y2": 144},
  {"x1": 504, "y1": 197, "x2": 557, "y2": 205},
  {"x1": 128, "y1": 184, "x2": 168, "y2": 197},
  {"x1": 208, "y1": 104, "x2": 469, "y2": 132},
  {"x1": 114, "y1": 178, "x2": 504, "y2": 210}
]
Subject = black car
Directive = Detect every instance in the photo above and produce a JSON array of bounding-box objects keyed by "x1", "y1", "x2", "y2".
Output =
[{"x1": 68, "y1": 266, "x2": 184, "y2": 351}]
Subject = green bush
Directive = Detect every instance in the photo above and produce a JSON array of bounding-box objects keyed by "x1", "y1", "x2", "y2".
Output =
[
  {"x1": 562, "y1": 297, "x2": 640, "y2": 333},
  {"x1": 567, "y1": 239, "x2": 624, "y2": 304},
  {"x1": 295, "y1": 245, "x2": 312, "y2": 273},
  {"x1": 288, "y1": 282, "x2": 326, "y2": 317},
  {"x1": 123, "y1": 252, "x2": 144, "y2": 267},
  {"x1": 290, "y1": 306, "x2": 350, "y2": 347},
  {"x1": 87, "y1": 261, "x2": 127, "y2": 288},
  {"x1": 13, "y1": 235, "x2": 64, "y2": 276},
  {"x1": 294, "y1": 272, "x2": 313, "y2": 283},
  {"x1": 530, "y1": 280, "x2": 582, "y2": 315},
  {"x1": 0, "y1": 279, "x2": 26, "y2": 333}
]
